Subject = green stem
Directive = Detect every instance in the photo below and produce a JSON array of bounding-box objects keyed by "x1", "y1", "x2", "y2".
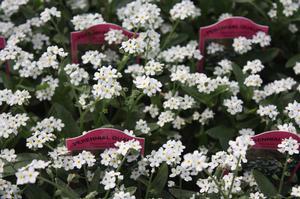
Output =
[
  {"x1": 205, "y1": 170, "x2": 228, "y2": 199},
  {"x1": 278, "y1": 154, "x2": 290, "y2": 195},
  {"x1": 103, "y1": 155, "x2": 127, "y2": 199},
  {"x1": 227, "y1": 155, "x2": 242, "y2": 198},
  {"x1": 161, "y1": 20, "x2": 179, "y2": 50},
  {"x1": 117, "y1": 54, "x2": 130, "y2": 72},
  {"x1": 144, "y1": 171, "x2": 154, "y2": 199}
]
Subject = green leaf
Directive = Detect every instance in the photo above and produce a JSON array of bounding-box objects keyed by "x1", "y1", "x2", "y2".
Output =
[
  {"x1": 149, "y1": 163, "x2": 168, "y2": 196},
  {"x1": 55, "y1": 178, "x2": 81, "y2": 199},
  {"x1": 3, "y1": 153, "x2": 45, "y2": 177},
  {"x1": 24, "y1": 185, "x2": 52, "y2": 199},
  {"x1": 237, "y1": 48, "x2": 280, "y2": 65},
  {"x1": 48, "y1": 103, "x2": 80, "y2": 137},
  {"x1": 88, "y1": 168, "x2": 102, "y2": 193},
  {"x1": 169, "y1": 188, "x2": 197, "y2": 199},
  {"x1": 206, "y1": 126, "x2": 236, "y2": 149},
  {"x1": 285, "y1": 53, "x2": 300, "y2": 68},
  {"x1": 252, "y1": 170, "x2": 278, "y2": 197}
]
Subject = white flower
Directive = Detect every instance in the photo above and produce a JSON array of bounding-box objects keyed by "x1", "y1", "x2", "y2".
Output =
[
  {"x1": 214, "y1": 59, "x2": 232, "y2": 76},
  {"x1": 207, "y1": 42, "x2": 225, "y2": 55},
  {"x1": 293, "y1": 62, "x2": 300, "y2": 75},
  {"x1": 117, "y1": 1, "x2": 163, "y2": 30},
  {"x1": 104, "y1": 29, "x2": 125, "y2": 45},
  {"x1": 157, "y1": 111, "x2": 175, "y2": 127},
  {"x1": 92, "y1": 65, "x2": 122, "y2": 100},
  {"x1": 35, "y1": 76, "x2": 59, "y2": 101},
  {"x1": 223, "y1": 96, "x2": 243, "y2": 115},
  {"x1": 249, "y1": 192, "x2": 266, "y2": 199},
  {"x1": 101, "y1": 171, "x2": 123, "y2": 190},
  {"x1": 252, "y1": 31, "x2": 271, "y2": 47},
  {"x1": 113, "y1": 191, "x2": 136, "y2": 199},
  {"x1": 0, "y1": 149, "x2": 17, "y2": 162},
  {"x1": 277, "y1": 137, "x2": 299, "y2": 155},
  {"x1": 71, "y1": 13, "x2": 105, "y2": 30},
  {"x1": 16, "y1": 168, "x2": 39, "y2": 185},
  {"x1": 81, "y1": 50, "x2": 107, "y2": 68},
  {"x1": 243, "y1": 59, "x2": 264, "y2": 74},
  {"x1": 244, "y1": 74, "x2": 263, "y2": 87},
  {"x1": 289, "y1": 24, "x2": 298, "y2": 33},
  {"x1": 291, "y1": 186, "x2": 300, "y2": 197},
  {"x1": 135, "y1": 119, "x2": 150, "y2": 134},
  {"x1": 218, "y1": 13, "x2": 233, "y2": 21},
  {"x1": 257, "y1": 105, "x2": 279, "y2": 120},
  {"x1": 40, "y1": 7, "x2": 61, "y2": 23},
  {"x1": 64, "y1": 64, "x2": 89, "y2": 86},
  {"x1": 170, "y1": 0, "x2": 201, "y2": 20},
  {"x1": 239, "y1": 128, "x2": 255, "y2": 136},
  {"x1": 285, "y1": 101, "x2": 300, "y2": 126},
  {"x1": 134, "y1": 76, "x2": 162, "y2": 97},
  {"x1": 277, "y1": 123, "x2": 297, "y2": 134},
  {"x1": 233, "y1": 36, "x2": 252, "y2": 54}
]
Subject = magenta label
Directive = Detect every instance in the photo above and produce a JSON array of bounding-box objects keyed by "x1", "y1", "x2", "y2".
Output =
[
  {"x1": 198, "y1": 17, "x2": 269, "y2": 72},
  {"x1": 252, "y1": 131, "x2": 300, "y2": 150},
  {"x1": 66, "y1": 128, "x2": 145, "y2": 155},
  {"x1": 71, "y1": 23, "x2": 137, "y2": 63},
  {"x1": 0, "y1": 36, "x2": 9, "y2": 76}
]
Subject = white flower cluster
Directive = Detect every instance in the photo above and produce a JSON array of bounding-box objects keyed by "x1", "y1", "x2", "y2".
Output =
[
  {"x1": 233, "y1": 31, "x2": 271, "y2": 54},
  {"x1": 35, "y1": 76, "x2": 59, "y2": 101},
  {"x1": 0, "y1": 0, "x2": 29, "y2": 16},
  {"x1": 144, "y1": 104, "x2": 159, "y2": 118},
  {"x1": 0, "y1": 179, "x2": 21, "y2": 198},
  {"x1": 0, "y1": 113, "x2": 28, "y2": 138},
  {"x1": 213, "y1": 59, "x2": 233, "y2": 76},
  {"x1": 71, "y1": 13, "x2": 105, "y2": 31},
  {"x1": 277, "y1": 137, "x2": 299, "y2": 155},
  {"x1": 38, "y1": 46, "x2": 68, "y2": 70},
  {"x1": 293, "y1": 62, "x2": 300, "y2": 75},
  {"x1": 223, "y1": 96, "x2": 243, "y2": 115},
  {"x1": 170, "y1": 0, "x2": 201, "y2": 21},
  {"x1": 26, "y1": 117, "x2": 64, "y2": 149},
  {"x1": 0, "y1": 149, "x2": 17, "y2": 162},
  {"x1": 207, "y1": 42, "x2": 225, "y2": 55},
  {"x1": 193, "y1": 108, "x2": 215, "y2": 125},
  {"x1": 148, "y1": 140, "x2": 185, "y2": 167},
  {"x1": 257, "y1": 104, "x2": 279, "y2": 121},
  {"x1": 117, "y1": 0, "x2": 163, "y2": 30},
  {"x1": 16, "y1": 160, "x2": 49, "y2": 185},
  {"x1": 0, "y1": 89, "x2": 31, "y2": 106},
  {"x1": 104, "y1": 29, "x2": 125, "y2": 45},
  {"x1": 101, "y1": 171, "x2": 124, "y2": 190},
  {"x1": 243, "y1": 59, "x2": 264, "y2": 74},
  {"x1": 218, "y1": 13, "x2": 233, "y2": 21},
  {"x1": 40, "y1": 7, "x2": 61, "y2": 23},
  {"x1": 135, "y1": 119, "x2": 150, "y2": 134},
  {"x1": 92, "y1": 65, "x2": 122, "y2": 99},
  {"x1": 285, "y1": 101, "x2": 300, "y2": 126},
  {"x1": 160, "y1": 41, "x2": 202, "y2": 63},
  {"x1": 133, "y1": 75, "x2": 162, "y2": 97},
  {"x1": 64, "y1": 64, "x2": 89, "y2": 86},
  {"x1": 279, "y1": 0, "x2": 300, "y2": 17},
  {"x1": 163, "y1": 95, "x2": 195, "y2": 110},
  {"x1": 277, "y1": 123, "x2": 297, "y2": 134},
  {"x1": 244, "y1": 74, "x2": 263, "y2": 87},
  {"x1": 82, "y1": 50, "x2": 107, "y2": 68}
]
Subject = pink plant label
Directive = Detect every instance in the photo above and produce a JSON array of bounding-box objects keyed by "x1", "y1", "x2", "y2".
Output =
[
  {"x1": 198, "y1": 17, "x2": 269, "y2": 72},
  {"x1": 71, "y1": 23, "x2": 137, "y2": 63},
  {"x1": 0, "y1": 36, "x2": 9, "y2": 75},
  {"x1": 251, "y1": 130, "x2": 300, "y2": 181},
  {"x1": 251, "y1": 131, "x2": 300, "y2": 150},
  {"x1": 66, "y1": 128, "x2": 145, "y2": 155}
]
